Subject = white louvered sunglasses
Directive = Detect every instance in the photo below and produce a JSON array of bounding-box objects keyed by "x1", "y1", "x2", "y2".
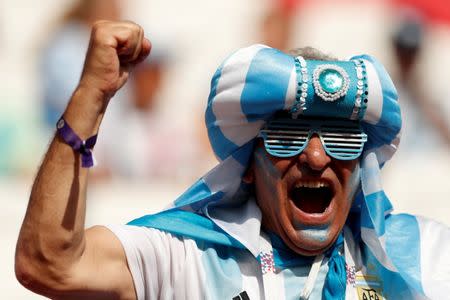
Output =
[{"x1": 259, "y1": 117, "x2": 368, "y2": 160}]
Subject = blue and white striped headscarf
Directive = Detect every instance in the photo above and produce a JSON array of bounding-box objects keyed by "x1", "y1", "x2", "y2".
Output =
[{"x1": 130, "y1": 45, "x2": 449, "y2": 298}]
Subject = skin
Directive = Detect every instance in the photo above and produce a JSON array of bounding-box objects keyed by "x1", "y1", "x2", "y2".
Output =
[
  {"x1": 247, "y1": 136, "x2": 359, "y2": 256},
  {"x1": 15, "y1": 21, "x2": 150, "y2": 299}
]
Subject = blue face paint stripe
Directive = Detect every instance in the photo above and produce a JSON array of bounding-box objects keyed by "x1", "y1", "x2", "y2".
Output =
[{"x1": 299, "y1": 228, "x2": 330, "y2": 243}]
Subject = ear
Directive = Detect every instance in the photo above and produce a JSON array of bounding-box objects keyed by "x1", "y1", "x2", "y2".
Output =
[{"x1": 242, "y1": 160, "x2": 255, "y2": 184}]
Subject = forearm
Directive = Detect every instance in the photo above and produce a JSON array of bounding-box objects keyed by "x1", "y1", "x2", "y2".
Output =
[
  {"x1": 16, "y1": 86, "x2": 106, "y2": 283},
  {"x1": 16, "y1": 21, "x2": 150, "y2": 298}
]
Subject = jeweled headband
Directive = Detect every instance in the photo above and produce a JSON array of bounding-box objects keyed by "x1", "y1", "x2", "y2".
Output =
[{"x1": 291, "y1": 57, "x2": 368, "y2": 120}]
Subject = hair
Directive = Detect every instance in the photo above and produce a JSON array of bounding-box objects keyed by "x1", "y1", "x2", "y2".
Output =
[{"x1": 288, "y1": 47, "x2": 337, "y2": 61}]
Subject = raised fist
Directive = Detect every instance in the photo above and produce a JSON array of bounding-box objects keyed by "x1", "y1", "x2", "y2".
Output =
[{"x1": 79, "y1": 21, "x2": 151, "y2": 101}]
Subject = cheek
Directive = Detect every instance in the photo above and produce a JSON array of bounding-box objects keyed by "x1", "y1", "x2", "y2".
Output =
[
  {"x1": 335, "y1": 160, "x2": 360, "y2": 198},
  {"x1": 330, "y1": 162, "x2": 360, "y2": 235},
  {"x1": 254, "y1": 148, "x2": 282, "y2": 180},
  {"x1": 253, "y1": 148, "x2": 286, "y2": 220},
  {"x1": 346, "y1": 163, "x2": 361, "y2": 200},
  {"x1": 254, "y1": 148, "x2": 284, "y2": 198}
]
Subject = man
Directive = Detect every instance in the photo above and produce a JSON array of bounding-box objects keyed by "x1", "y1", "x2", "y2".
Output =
[{"x1": 15, "y1": 21, "x2": 450, "y2": 299}]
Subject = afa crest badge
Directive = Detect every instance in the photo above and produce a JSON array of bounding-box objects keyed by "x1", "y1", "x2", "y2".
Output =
[{"x1": 355, "y1": 274, "x2": 384, "y2": 300}]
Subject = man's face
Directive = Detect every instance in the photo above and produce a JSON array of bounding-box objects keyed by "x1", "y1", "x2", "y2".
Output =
[{"x1": 249, "y1": 134, "x2": 360, "y2": 256}]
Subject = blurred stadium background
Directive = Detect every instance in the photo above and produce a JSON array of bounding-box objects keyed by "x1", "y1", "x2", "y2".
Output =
[{"x1": 1, "y1": 0, "x2": 449, "y2": 298}]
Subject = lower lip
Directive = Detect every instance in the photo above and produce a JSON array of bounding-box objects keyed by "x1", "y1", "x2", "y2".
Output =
[{"x1": 289, "y1": 196, "x2": 335, "y2": 224}]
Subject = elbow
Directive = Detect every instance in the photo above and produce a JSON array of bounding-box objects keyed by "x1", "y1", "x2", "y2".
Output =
[
  {"x1": 15, "y1": 247, "x2": 71, "y2": 297},
  {"x1": 15, "y1": 226, "x2": 85, "y2": 296},
  {"x1": 15, "y1": 251, "x2": 46, "y2": 294}
]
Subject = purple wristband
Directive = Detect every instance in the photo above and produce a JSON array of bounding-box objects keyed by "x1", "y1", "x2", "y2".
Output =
[{"x1": 56, "y1": 117, "x2": 97, "y2": 168}]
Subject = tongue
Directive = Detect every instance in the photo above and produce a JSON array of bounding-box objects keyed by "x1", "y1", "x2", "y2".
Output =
[{"x1": 292, "y1": 187, "x2": 331, "y2": 214}]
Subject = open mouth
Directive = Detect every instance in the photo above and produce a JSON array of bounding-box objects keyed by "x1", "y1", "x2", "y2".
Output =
[{"x1": 290, "y1": 181, "x2": 333, "y2": 214}]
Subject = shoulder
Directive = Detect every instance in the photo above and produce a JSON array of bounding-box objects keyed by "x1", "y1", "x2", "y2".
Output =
[
  {"x1": 105, "y1": 224, "x2": 200, "y2": 261},
  {"x1": 104, "y1": 224, "x2": 246, "y2": 264},
  {"x1": 106, "y1": 224, "x2": 179, "y2": 243},
  {"x1": 105, "y1": 225, "x2": 205, "y2": 300}
]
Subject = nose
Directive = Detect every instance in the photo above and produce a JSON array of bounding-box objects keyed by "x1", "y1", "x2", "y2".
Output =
[{"x1": 298, "y1": 134, "x2": 331, "y2": 171}]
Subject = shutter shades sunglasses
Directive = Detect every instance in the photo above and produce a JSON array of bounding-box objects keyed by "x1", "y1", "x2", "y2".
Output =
[{"x1": 259, "y1": 117, "x2": 368, "y2": 160}]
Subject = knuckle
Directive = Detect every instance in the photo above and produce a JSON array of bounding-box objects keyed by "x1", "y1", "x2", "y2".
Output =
[
  {"x1": 91, "y1": 24, "x2": 108, "y2": 40},
  {"x1": 92, "y1": 20, "x2": 107, "y2": 32},
  {"x1": 126, "y1": 21, "x2": 141, "y2": 34},
  {"x1": 124, "y1": 20, "x2": 137, "y2": 27}
]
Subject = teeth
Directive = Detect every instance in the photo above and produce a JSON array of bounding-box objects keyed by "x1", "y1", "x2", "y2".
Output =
[{"x1": 295, "y1": 181, "x2": 330, "y2": 189}]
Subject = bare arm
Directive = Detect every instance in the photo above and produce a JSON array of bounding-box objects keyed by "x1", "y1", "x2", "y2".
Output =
[{"x1": 15, "y1": 21, "x2": 151, "y2": 299}]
